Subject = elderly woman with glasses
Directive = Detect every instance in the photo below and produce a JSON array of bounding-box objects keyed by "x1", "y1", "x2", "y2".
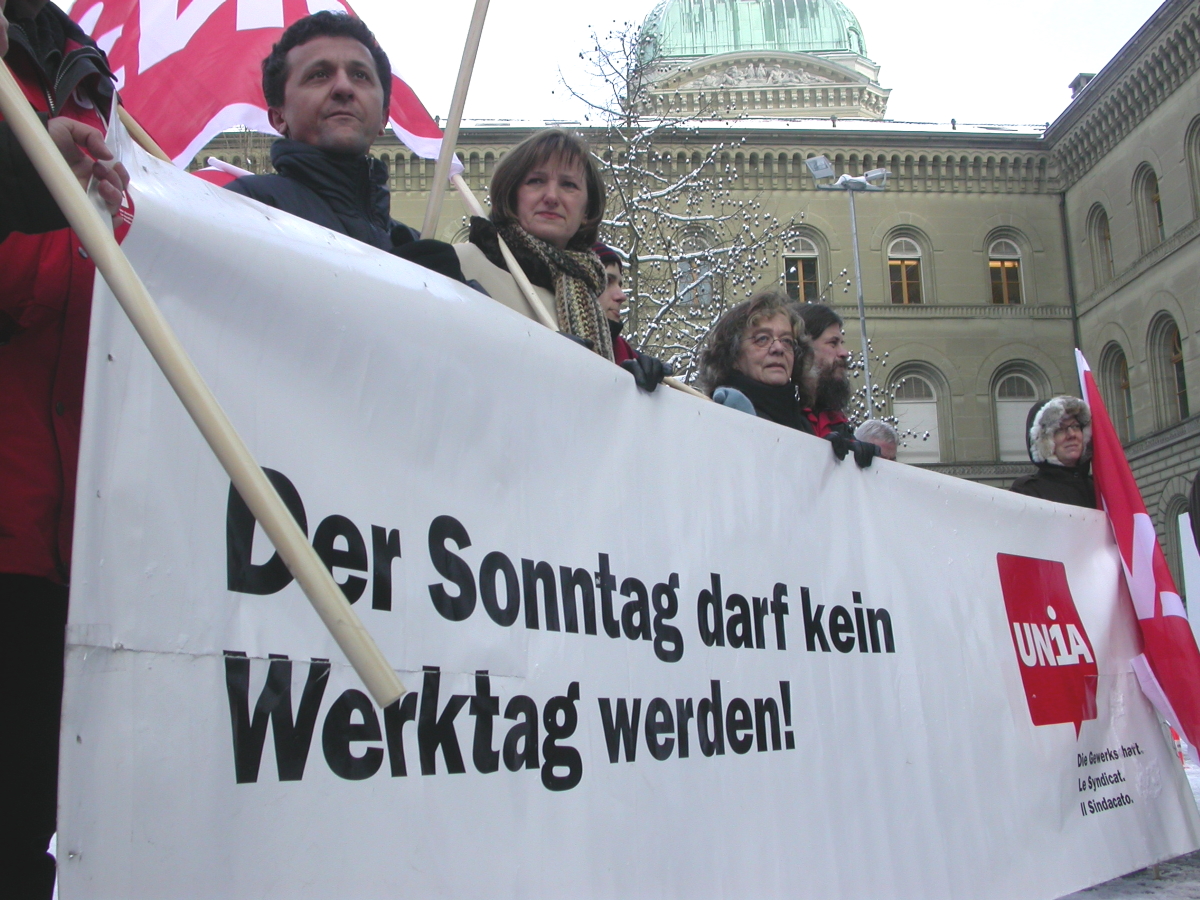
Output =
[
  {"x1": 697, "y1": 290, "x2": 878, "y2": 466},
  {"x1": 697, "y1": 291, "x2": 810, "y2": 423},
  {"x1": 1010, "y1": 396, "x2": 1096, "y2": 508}
]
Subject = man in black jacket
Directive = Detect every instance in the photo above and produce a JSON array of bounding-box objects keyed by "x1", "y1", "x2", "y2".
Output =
[
  {"x1": 1010, "y1": 396, "x2": 1096, "y2": 509},
  {"x1": 226, "y1": 12, "x2": 465, "y2": 282}
]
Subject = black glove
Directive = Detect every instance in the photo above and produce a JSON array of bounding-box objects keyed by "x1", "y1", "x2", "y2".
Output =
[
  {"x1": 851, "y1": 440, "x2": 879, "y2": 469},
  {"x1": 621, "y1": 352, "x2": 674, "y2": 392},
  {"x1": 825, "y1": 431, "x2": 852, "y2": 461},
  {"x1": 561, "y1": 333, "x2": 594, "y2": 351},
  {"x1": 825, "y1": 433, "x2": 878, "y2": 468}
]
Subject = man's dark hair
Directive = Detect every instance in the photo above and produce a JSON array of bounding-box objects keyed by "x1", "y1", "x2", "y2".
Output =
[
  {"x1": 262, "y1": 12, "x2": 391, "y2": 112},
  {"x1": 696, "y1": 290, "x2": 812, "y2": 396},
  {"x1": 489, "y1": 129, "x2": 606, "y2": 250},
  {"x1": 794, "y1": 302, "x2": 843, "y2": 341}
]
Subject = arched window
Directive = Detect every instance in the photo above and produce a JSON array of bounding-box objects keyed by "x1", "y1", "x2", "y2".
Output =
[
  {"x1": 988, "y1": 239, "x2": 1022, "y2": 305},
  {"x1": 1134, "y1": 165, "x2": 1166, "y2": 252},
  {"x1": 1187, "y1": 117, "x2": 1200, "y2": 219},
  {"x1": 1088, "y1": 205, "x2": 1115, "y2": 286},
  {"x1": 892, "y1": 373, "x2": 941, "y2": 463},
  {"x1": 1151, "y1": 315, "x2": 1189, "y2": 427},
  {"x1": 888, "y1": 237, "x2": 922, "y2": 305},
  {"x1": 677, "y1": 230, "x2": 716, "y2": 306},
  {"x1": 994, "y1": 372, "x2": 1039, "y2": 461},
  {"x1": 1166, "y1": 494, "x2": 1191, "y2": 595},
  {"x1": 1099, "y1": 342, "x2": 1134, "y2": 442},
  {"x1": 784, "y1": 236, "x2": 820, "y2": 302}
]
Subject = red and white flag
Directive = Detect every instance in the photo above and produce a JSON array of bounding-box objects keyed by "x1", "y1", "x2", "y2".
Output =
[
  {"x1": 71, "y1": 0, "x2": 459, "y2": 170},
  {"x1": 1078, "y1": 348, "x2": 1200, "y2": 748}
]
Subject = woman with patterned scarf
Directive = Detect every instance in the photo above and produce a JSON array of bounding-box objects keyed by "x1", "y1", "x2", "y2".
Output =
[{"x1": 454, "y1": 128, "x2": 669, "y2": 390}]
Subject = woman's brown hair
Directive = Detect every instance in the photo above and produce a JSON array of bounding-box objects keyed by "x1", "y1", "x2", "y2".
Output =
[
  {"x1": 696, "y1": 290, "x2": 812, "y2": 396},
  {"x1": 488, "y1": 129, "x2": 606, "y2": 250}
]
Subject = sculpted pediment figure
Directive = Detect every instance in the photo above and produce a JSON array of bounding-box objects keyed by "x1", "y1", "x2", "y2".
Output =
[{"x1": 687, "y1": 63, "x2": 834, "y2": 89}]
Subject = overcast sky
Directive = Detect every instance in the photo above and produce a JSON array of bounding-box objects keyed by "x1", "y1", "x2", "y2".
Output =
[
  {"x1": 346, "y1": 0, "x2": 1165, "y2": 128},
  {"x1": 59, "y1": 0, "x2": 1167, "y2": 127}
]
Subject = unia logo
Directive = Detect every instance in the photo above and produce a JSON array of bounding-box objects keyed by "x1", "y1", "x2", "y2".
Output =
[{"x1": 997, "y1": 554, "x2": 1098, "y2": 735}]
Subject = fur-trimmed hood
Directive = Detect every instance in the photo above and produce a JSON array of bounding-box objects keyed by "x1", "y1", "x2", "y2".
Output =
[{"x1": 1027, "y1": 396, "x2": 1092, "y2": 465}]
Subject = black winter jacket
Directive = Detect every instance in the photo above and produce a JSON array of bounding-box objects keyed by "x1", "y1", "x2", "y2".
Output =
[
  {"x1": 0, "y1": 120, "x2": 67, "y2": 239},
  {"x1": 1010, "y1": 463, "x2": 1096, "y2": 508},
  {"x1": 225, "y1": 139, "x2": 469, "y2": 283},
  {"x1": 2, "y1": 6, "x2": 114, "y2": 240},
  {"x1": 227, "y1": 139, "x2": 417, "y2": 250}
]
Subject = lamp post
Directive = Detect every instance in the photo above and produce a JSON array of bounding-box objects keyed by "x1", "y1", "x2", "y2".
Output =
[{"x1": 805, "y1": 155, "x2": 889, "y2": 419}]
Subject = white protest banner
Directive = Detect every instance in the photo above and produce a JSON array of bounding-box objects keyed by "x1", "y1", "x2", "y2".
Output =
[{"x1": 59, "y1": 150, "x2": 1200, "y2": 899}]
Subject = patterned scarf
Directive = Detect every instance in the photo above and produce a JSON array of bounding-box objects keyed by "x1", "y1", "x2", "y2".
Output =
[{"x1": 470, "y1": 217, "x2": 613, "y2": 361}]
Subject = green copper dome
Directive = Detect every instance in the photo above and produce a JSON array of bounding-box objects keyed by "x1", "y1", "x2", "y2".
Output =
[{"x1": 641, "y1": 0, "x2": 868, "y2": 59}]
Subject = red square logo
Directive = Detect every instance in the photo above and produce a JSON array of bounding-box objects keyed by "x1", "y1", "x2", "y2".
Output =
[{"x1": 997, "y1": 554, "x2": 1098, "y2": 735}]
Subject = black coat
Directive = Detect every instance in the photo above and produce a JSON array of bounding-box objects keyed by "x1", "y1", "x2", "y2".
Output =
[
  {"x1": 1010, "y1": 463, "x2": 1096, "y2": 509},
  {"x1": 718, "y1": 372, "x2": 815, "y2": 433},
  {"x1": 1, "y1": 5, "x2": 114, "y2": 240},
  {"x1": 0, "y1": 120, "x2": 67, "y2": 239},
  {"x1": 226, "y1": 140, "x2": 469, "y2": 283},
  {"x1": 227, "y1": 139, "x2": 417, "y2": 250}
]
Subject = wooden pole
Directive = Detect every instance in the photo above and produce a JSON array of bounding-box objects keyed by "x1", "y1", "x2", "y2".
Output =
[
  {"x1": 0, "y1": 60, "x2": 406, "y2": 707},
  {"x1": 420, "y1": 0, "x2": 490, "y2": 239},
  {"x1": 117, "y1": 106, "x2": 170, "y2": 163},
  {"x1": 451, "y1": 173, "x2": 557, "y2": 329},
  {"x1": 450, "y1": 175, "x2": 709, "y2": 400}
]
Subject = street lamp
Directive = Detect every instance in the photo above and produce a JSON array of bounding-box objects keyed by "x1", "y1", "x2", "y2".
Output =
[{"x1": 804, "y1": 155, "x2": 889, "y2": 418}]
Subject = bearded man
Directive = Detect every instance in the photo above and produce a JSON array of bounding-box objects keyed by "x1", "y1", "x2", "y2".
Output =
[{"x1": 795, "y1": 303, "x2": 854, "y2": 438}]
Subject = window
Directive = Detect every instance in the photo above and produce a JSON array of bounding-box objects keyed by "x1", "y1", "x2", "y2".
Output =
[
  {"x1": 1099, "y1": 342, "x2": 1134, "y2": 442},
  {"x1": 784, "y1": 237, "x2": 820, "y2": 302},
  {"x1": 988, "y1": 239, "x2": 1022, "y2": 305},
  {"x1": 888, "y1": 238, "x2": 922, "y2": 305},
  {"x1": 892, "y1": 373, "x2": 941, "y2": 463},
  {"x1": 1167, "y1": 496, "x2": 1191, "y2": 597},
  {"x1": 1134, "y1": 165, "x2": 1166, "y2": 252},
  {"x1": 1171, "y1": 327, "x2": 1189, "y2": 420},
  {"x1": 1151, "y1": 315, "x2": 1189, "y2": 427},
  {"x1": 1088, "y1": 205, "x2": 1114, "y2": 286},
  {"x1": 994, "y1": 373, "x2": 1038, "y2": 461},
  {"x1": 1187, "y1": 117, "x2": 1200, "y2": 219},
  {"x1": 678, "y1": 256, "x2": 715, "y2": 306},
  {"x1": 677, "y1": 231, "x2": 716, "y2": 306}
]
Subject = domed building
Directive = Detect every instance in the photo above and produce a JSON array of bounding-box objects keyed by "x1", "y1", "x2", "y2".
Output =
[{"x1": 638, "y1": 0, "x2": 889, "y2": 119}]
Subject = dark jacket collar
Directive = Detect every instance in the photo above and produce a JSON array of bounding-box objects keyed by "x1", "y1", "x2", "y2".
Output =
[
  {"x1": 1034, "y1": 459, "x2": 1092, "y2": 480},
  {"x1": 270, "y1": 139, "x2": 391, "y2": 235},
  {"x1": 7, "y1": 3, "x2": 114, "y2": 118},
  {"x1": 722, "y1": 372, "x2": 808, "y2": 432}
]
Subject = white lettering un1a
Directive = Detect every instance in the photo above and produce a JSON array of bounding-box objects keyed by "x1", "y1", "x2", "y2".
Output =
[{"x1": 1012, "y1": 608, "x2": 1093, "y2": 668}]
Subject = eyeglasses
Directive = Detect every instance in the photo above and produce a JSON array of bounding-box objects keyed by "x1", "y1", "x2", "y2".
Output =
[
  {"x1": 1054, "y1": 422, "x2": 1084, "y2": 437},
  {"x1": 745, "y1": 333, "x2": 799, "y2": 354}
]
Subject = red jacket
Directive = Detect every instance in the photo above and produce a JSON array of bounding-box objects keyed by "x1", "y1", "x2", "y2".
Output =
[
  {"x1": 803, "y1": 408, "x2": 850, "y2": 439},
  {"x1": 0, "y1": 9, "x2": 121, "y2": 583}
]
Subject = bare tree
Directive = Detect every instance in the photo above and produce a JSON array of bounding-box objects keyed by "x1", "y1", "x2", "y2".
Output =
[{"x1": 564, "y1": 24, "x2": 804, "y2": 379}]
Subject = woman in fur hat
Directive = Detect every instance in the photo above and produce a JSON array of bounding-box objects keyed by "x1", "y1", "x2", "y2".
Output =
[{"x1": 1010, "y1": 395, "x2": 1096, "y2": 508}]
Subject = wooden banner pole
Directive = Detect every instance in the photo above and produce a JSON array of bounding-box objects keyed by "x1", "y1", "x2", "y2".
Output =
[
  {"x1": 117, "y1": 106, "x2": 171, "y2": 163},
  {"x1": 451, "y1": 175, "x2": 709, "y2": 400},
  {"x1": 0, "y1": 60, "x2": 406, "y2": 707},
  {"x1": 419, "y1": 0, "x2": 490, "y2": 239}
]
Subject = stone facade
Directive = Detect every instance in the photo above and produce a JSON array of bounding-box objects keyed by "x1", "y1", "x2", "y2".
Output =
[
  {"x1": 196, "y1": 0, "x2": 1200, "y2": 586},
  {"x1": 1051, "y1": 0, "x2": 1200, "y2": 580}
]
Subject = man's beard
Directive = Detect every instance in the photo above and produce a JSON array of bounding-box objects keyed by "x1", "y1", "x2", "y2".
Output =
[{"x1": 812, "y1": 363, "x2": 851, "y2": 412}]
